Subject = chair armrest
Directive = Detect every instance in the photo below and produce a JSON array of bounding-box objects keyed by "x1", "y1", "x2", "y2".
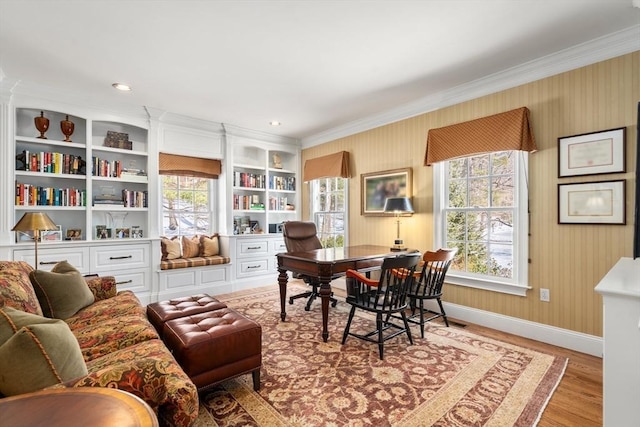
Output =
[
  {"x1": 345, "y1": 269, "x2": 378, "y2": 287},
  {"x1": 83, "y1": 276, "x2": 117, "y2": 301}
]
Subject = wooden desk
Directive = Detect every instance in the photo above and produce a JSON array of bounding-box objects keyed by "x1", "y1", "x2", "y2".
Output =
[
  {"x1": 277, "y1": 245, "x2": 417, "y2": 342},
  {"x1": 0, "y1": 387, "x2": 158, "y2": 427}
]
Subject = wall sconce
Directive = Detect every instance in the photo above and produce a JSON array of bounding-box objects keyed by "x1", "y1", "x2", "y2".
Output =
[
  {"x1": 11, "y1": 212, "x2": 58, "y2": 269},
  {"x1": 383, "y1": 197, "x2": 414, "y2": 251}
]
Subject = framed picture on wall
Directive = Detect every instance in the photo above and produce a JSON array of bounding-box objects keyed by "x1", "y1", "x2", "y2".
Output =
[
  {"x1": 558, "y1": 127, "x2": 626, "y2": 177},
  {"x1": 558, "y1": 180, "x2": 626, "y2": 225},
  {"x1": 361, "y1": 168, "x2": 412, "y2": 216}
]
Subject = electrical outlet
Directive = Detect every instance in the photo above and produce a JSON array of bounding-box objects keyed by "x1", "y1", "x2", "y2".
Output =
[{"x1": 540, "y1": 288, "x2": 550, "y2": 302}]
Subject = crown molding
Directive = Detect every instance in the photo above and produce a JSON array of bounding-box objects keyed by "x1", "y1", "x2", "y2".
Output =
[{"x1": 301, "y1": 25, "x2": 640, "y2": 149}]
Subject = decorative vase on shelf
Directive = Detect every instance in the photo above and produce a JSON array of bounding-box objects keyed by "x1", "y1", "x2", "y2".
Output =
[
  {"x1": 34, "y1": 111, "x2": 49, "y2": 139},
  {"x1": 60, "y1": 115, "x2": 74, "y2": 142}
]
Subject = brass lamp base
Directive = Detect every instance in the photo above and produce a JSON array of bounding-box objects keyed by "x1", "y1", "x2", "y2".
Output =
[{"x1": 390, "y1": 239, "x2": 406, "y2": 252}]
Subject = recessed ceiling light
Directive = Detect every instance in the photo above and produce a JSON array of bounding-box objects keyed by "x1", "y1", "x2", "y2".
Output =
[
  {"x1": 112, "y1": 83, "x2": 132, "y2": 91},
  {"x1": 269, "y1": 121, "x2": 281, "y2": 126}
]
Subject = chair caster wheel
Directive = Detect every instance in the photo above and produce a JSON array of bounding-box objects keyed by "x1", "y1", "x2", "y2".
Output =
[
  {"x1": 331, "y1": 301, "x2": 337, "y2": 307},
  {"x1": 304, "y1": 306, "x2": 311, "y2": 311},
  {"x1": 289, "y1": 299, "x2": 294, "y2": 305}
]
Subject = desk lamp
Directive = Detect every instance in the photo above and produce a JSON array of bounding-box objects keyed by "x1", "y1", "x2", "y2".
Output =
[
  {"x1": 12, "y1": 212, "x2": 58, "y2": 269},
  {"x1": 383, "y1": 197, "x2": 414, "y2": 251}
]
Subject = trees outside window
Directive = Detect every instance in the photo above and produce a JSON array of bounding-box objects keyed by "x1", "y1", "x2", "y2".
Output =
[
  {"x1": 161, "y1": 175, "x2": 212, "y2": 237},
  {"x1": 311, "y1": 177, "x2": 347, "y2": 248},
  {"x1": 434, "y1": 151, "x2": 529, "y2": 295}
]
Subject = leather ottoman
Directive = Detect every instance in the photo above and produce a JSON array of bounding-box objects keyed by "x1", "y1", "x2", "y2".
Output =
[
  {"x1": 163, "y1": 307, "x2": 262, "y2": 391},
  {"x1": 147, "y1": 294, "x2": 227, "y2": 337}
]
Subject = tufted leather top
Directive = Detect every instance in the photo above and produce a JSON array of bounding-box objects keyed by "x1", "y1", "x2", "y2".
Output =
[
  {"x1": 162, "y1": 308, "x2": 262, "y2": 388},
  {"x1": 147, "y1": 294, "x2": 227, "y2": 335}
]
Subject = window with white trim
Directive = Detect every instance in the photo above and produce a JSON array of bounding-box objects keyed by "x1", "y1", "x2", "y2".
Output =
[
  {"x1": 311, "y1": 177, "x2": 347, "y2": 248},
  {"x1": 161, "y1": 175, "x2": 214, "y2": 237},
  {"x1": 433, "y1": 151, "x2": 530, "y2": 296}
]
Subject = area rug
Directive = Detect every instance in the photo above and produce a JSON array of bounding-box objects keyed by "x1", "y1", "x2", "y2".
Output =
[{"x1": 195, "y1": 284, "x2": 567, "y2": 427}]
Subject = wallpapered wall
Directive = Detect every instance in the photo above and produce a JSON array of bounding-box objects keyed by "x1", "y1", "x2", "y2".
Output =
[{"x1": 301, "y1": 52, "x2": 639, "y2": 337}]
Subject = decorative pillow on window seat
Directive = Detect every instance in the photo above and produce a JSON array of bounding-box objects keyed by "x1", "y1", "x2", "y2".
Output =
[
  {"x1": 29, "y1": 261, "x2": 95, "y2": 320},
  {"x1": 181, "y1": 235, "x2": 200, "y2": 258},
  {"x1": 0, "y1": 306, "x2": 88, "y2": 396},
  {"x1": 199, "y1": 234, "x2": 220, "y2": 257},
  {"x1": 161, "y1": 236, "x2": 181, "y2": 260}
]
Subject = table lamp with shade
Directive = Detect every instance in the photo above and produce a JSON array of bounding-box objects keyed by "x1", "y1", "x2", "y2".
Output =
[
  {"x1": 11, "y1": 212, "x2": 58, "y2": 269},
  {"x1": 383, "y1": 197, "x2": 414, "y2": 251}
]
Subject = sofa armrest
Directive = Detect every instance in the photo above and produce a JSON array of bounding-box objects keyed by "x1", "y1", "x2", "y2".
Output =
[{"x1": 83, "y1": 276, "x2": 117, "y2": 301}]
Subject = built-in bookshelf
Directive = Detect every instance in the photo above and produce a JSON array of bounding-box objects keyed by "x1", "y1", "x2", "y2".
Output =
[{"x1": 13, "y1": 108, "x2": 149, "y2": 243}]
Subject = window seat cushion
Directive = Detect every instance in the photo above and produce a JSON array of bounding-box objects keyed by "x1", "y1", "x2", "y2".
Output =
[{"x1": 160, "y1": 256, "x2": 230, "y2": 270}]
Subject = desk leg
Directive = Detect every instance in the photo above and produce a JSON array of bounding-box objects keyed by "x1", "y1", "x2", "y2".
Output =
[
  {"x1": 278, "y1": 269, "x2": 288, "y2": 321},
  {"x1": 319, "y1": 280, "x2": 331, "y2": 342}
]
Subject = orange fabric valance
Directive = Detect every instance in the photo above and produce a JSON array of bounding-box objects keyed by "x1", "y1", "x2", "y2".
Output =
[
  {"x1": 424, "y1": 107, "x2": 537, "y2": 165},
  {"x1": 303, "y1": 151, "x2": 351, "y2": 181},
  {"x1": 159, "y1": 153, "x2": 221, "y2": 179}
]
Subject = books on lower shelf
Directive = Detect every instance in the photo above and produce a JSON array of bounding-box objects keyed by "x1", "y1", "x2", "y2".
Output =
[{"x1": 93, "y1": 189, "x2": 147, "y2": 208}]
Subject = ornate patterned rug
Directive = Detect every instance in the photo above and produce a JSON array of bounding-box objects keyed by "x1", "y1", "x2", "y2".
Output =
[{"x1": 195, "y1": 284, "x2": 567, "y2": 427}]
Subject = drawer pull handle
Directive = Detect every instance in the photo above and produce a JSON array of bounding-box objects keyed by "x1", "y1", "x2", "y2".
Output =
[
  {"x1": 109, "y1": 255, "x2": 133, "y2": 260},
  {"x1": 247, "y1": 246, "x2": 262, "y2": 250},
  {"x1": 247, "y1": 265, "x2": 261, "y2": 269},
  {"x1": 116, "y1": 279, "x2": 133, "y2": 285},
  {"x1": 39, "y1": 260, "x2": 63, "y2": 265}
]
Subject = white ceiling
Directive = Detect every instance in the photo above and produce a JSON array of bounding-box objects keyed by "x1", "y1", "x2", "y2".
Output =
[{"x1": 1, "y1": 0, "x2": 639, "y2": 146}]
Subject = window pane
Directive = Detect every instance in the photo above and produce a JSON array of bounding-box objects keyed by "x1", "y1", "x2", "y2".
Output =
[
  {"x1": 448, "y1": 179, "x2": 467, "y2": 208},
  {"x1": 491, "y1": 174, "x2": 514, "y2": 207},
  {"x1": 469, "y1": 177, "x2": 489, "y2": 207},
  {"x1": 469, "y1": 155, "x2": 489, "y2": 177},
  {"x1": 490, "y1": 211, "x2": 513, "y2": 243},
  {"x1": 446, "y1": 211, "x2": 466, "y2": 241},
  {"x1": 161, "y1": 174, "x2": 211, "y2": 237},
  {"x1": 449, "y1": 158, "x2": 467, "y2": 179}
]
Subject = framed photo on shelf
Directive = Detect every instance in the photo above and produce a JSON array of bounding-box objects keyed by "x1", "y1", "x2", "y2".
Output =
[
  {"x1": 66, "y1": 229, "x2": 82, "y2": 240},
  {"x1": 115, "y1": 227, "x2": 130, "y2": 239},
  {"x1": 95, "y1": 225, "x2": 112, "y2": 239},
  {"x1": 16, "y1": 230, "x2": 34, "y2": 243},
  {"x1": 558, "y1": 180, "x2": 626, "y2": 225},
  {"x1": 558, "y1": 127, "x2": 626, "y2": 177},
  {"x1": 131, "y1": 226, "x2": 143, "y2": 238},
  {"x1": 361, "y1": 167, "x2": 412, "y2": 216},
  {"x1": 40, "y1": 225, "x2": 62, "y2": 242}
]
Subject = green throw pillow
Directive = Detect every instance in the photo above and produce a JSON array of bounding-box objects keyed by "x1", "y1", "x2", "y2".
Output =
[
  {"x1": 29, "y1": 262, "x2": 94, "y2": 319},
  {"x1": 0, "y1": 307, "x2": 88, "y2": 396}
]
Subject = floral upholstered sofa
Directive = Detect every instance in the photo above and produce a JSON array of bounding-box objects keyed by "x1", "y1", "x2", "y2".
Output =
[{"x1": 0, "y1": 260, "x2": 198, "y2": 427}]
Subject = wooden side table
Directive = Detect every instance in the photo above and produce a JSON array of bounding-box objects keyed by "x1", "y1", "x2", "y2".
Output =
[{"x1": 0, "y1": 387, "x2": 158, "y2": 427}]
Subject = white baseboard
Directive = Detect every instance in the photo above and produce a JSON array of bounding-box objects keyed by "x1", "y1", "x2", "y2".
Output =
[{"x1": 444, "y1": 302, "x2": 603, "y2": 357}]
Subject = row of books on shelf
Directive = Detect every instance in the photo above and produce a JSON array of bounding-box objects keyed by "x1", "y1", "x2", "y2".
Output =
[
  {"x1": 269, "y1": 175, "x2": 296, "y2": 191},
  {"x1": 92, "y1": 157, "x2": 147, "y2": 181},
  {"x1": 93, "y1": 189, "x2": 148, "y2": 208},
  {"x1": 233, "y1": 171, "x2": 266, "y2": 189},
  {"x1": 233, "y1": 194, "x2": 264, "y2": 210},
  {"x1": 15, "y1": 182, "x2": 86, "y2": 207},
  {"x1": 269, "y1": 196, "x2": 293, "y2": 211},
  {"x1": 16, "y1": 150, "x2": 86, "y2": 175}
]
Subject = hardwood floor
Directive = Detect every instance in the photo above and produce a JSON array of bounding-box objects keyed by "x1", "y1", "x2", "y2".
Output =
[{"x1": 457, "y1": 321, "x2": 603, "y2": 426}]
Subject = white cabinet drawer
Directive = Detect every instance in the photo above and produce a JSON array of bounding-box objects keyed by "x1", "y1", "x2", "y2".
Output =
[
  {"x1": 237, "y1": 240, "x2": 269, "y2": 257},
  {"x1": 13, "y1": 247, "x2": 89, "y2": 273},
  {"x1": 112, "y1": 270, "x2": 149, "y2": 293},
  {"x1": 90, "y1": 243, "x2": 149, "y2": 272},
  {"x1": 271, "y1": 239, "x2": 287, "y2": 254},
  {"x1": 238, "y1": 259, "x2": 269, "y2": 275}
]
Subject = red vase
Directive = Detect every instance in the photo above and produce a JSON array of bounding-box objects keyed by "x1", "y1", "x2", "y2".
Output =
[
  {"x1": 34, "y1": 111, "x2": 49, "y2": 139},
  {"x1": 60, "y1": 115, "x2": 74, "y2": 142}
]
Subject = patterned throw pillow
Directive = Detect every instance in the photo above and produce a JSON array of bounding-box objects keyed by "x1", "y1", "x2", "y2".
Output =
[
  {"x1": 0, "y1": 266, "x2": 43, "y2": 316},
  {"x1": 29, "y1": 262, "x2": 95, "y2": 320},
  {"x1": 0, "y1": 306, "x2": 88, "y2": 396},
  {"x1": 161, "y1": 237, "x2": 181, "y2": 260},
  {"x1": 181, "y1": 235, "x2": 200, "y2": 258},
  {"x1": 199, "y1": 234, "x2": 220, "y2": 257}
]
